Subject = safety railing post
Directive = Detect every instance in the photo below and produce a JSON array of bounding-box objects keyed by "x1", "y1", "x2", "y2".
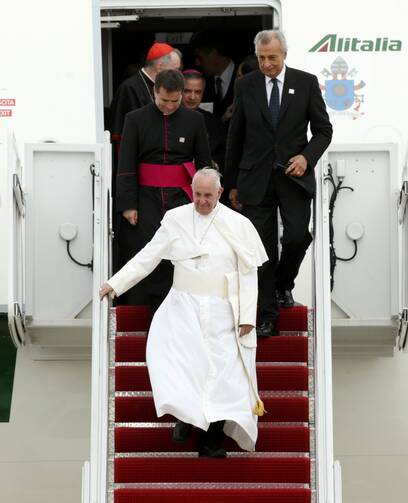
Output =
[
  {"x1": 313, "y1": 158, "x2": 338, "y2": 503},
  {"x1": 89, "y1": 132, "x2": 112, "y2": 503}
]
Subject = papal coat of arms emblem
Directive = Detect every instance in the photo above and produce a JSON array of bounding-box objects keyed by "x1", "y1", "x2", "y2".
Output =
[{"x1": 319, "y1": 56, "x2": 365, "y2": 118}]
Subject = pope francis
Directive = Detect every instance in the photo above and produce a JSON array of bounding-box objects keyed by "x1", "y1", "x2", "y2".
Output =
[{"x1": 100, "y1": 168, "x2": 268, "y2": 457}]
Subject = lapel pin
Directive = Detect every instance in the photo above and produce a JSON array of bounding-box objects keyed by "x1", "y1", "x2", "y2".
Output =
[{"x1": 289, "y1": 88, "x2": 295, "y2": 94}]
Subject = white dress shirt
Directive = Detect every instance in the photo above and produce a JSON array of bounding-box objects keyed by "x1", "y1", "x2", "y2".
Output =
[{"x1": 265, "y1": 65, "x2": 286, "y2": 105}]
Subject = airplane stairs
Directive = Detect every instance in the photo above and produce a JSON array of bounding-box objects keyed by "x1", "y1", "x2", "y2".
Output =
[{"x1": 108, "y1": 304, "x2": 315, "y2": 503}]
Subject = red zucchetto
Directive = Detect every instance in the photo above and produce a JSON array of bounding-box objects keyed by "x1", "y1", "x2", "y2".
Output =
[{"x1": 146, "y1": 42, "x2": 175, "y2": 61}]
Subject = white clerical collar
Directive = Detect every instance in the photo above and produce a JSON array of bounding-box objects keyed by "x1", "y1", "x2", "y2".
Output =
[
  {"x1": 265, "y1": 64, "x2": 286, "y2": 87},
  {"x1": 141, "y1": 67, "x2": 155, "y2": 84}
]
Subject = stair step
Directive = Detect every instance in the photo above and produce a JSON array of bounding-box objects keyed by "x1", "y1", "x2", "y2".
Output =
[
  {"x1": 257, "y1": 335, "x2": 310, "y2": 362},
  {"x1": 115, "y1": 334, "x2": 309, "y2": 363},
  {"x1": 114, "y1": 423, "x2": 310, "y2": 453},
  {"x1": 115, "y1": 305, "x2": 309, "y2": 333},
  {"x1": 114, "y1": 455, "x2": 311, "y2": 484},
  {"x1": 114, "y1": 394, "x2": 310, "y2": 423},
  {"x1": 115, "y1": 306, "x2": 152, "y2": 332},
  {"x1": 113, "y1": 486, "x2": 311, "y2": 503},
  {"x1": 114, "y1": 364, "x2": 310, "y2": 392},
  {"x1": 111, "y1": 305, "x2": 313, "y2": 501}
]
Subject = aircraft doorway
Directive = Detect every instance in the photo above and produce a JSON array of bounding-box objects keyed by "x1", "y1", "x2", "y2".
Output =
[{"x1": 100, "y1": 5, "x2": 278, "y2": 124}]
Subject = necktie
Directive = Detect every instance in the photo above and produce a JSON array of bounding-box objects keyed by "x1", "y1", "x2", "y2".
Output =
[
  {"x1": 269, "y1": 78, "x2": 280, "y2": 129},
  {"x1": 215, "y1": 76, "x2": 223, "y2": 104}
]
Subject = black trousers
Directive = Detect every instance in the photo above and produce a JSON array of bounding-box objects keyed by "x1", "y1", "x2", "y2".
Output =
[
  {"x1": 114, "y1": 186, "x2": 190, "y2": 309},
  {"x1": 242, "y1": 170, "x2": 313, "y2": 322}
]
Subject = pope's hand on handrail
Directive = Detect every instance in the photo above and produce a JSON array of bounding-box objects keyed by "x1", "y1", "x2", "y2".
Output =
[{"x1": 99, "y1": 283, "x2": 116, "y2": 300}]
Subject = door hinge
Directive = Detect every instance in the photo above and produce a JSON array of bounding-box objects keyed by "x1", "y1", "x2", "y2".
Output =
[
  {"x1": 13, "y1": 173, "x2": 25, "y2": 217},
  {"x1": 397, "y1": 308, "x2": 408, "y2": 350},
  {"x1": 398, "y1": 181, "x2": 408, "y2": 224}
]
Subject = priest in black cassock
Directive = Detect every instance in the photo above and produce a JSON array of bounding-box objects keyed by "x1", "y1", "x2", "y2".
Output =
[
  {"x1": 109, "y1": 42, "x2": 182, "y2": 298},
  {"x1": 182, "y1": 69, "x2": 226, "y2": 174},
  {"x1": 116, "y1": 69, "x2": 212, "y2": 308},
  {"x1": 109, "y1": 42, "x2": 182, "y2": 151}
]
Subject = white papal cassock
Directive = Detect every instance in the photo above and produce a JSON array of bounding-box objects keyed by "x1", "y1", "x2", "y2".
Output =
[{"x1": 108, "y1": 202, "x2": 268, "y2": 452}]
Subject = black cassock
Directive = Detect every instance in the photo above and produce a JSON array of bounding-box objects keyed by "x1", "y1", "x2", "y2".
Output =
[
  {"x1": 109, "y1": 70, "x2": 154, "y2": 145},
  {"x1": 109, "y1": 70, "x2": 155, "y2": 288},
  {"x1": 116, "y1": 103, "x2": 212, "y2": 308}
]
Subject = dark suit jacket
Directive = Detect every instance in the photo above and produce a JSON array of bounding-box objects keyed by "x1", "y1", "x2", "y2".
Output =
[
  {"x1": 199, "y1": 108, "x2": 227, "y2": 172},
  {"x1": 202, "y1": 62, "x2": 237, "y2": 119},
  {"x1": 224, "y1": 67, "x2": 333, "y2": 204}
]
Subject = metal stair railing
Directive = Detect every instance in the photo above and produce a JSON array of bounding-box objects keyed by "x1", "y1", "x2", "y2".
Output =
[
  {"x1": 84, "y1": 132, "x2": 112, "y2": 503},
  {"x1": 313, "y1": 157, "x2": 341, "y2": 503},
  {"x1": 7, "y1": 130, "x2": 27, "y2": 347},
  {"x1": 397, "y1": 143, "x2": 408, "y2": 351}
]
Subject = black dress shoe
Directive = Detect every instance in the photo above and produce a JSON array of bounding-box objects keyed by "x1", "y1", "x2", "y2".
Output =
[
  {"x1": 198, "y1": 422, "x2": 227, "y2": 458},
  {"x1": 172, "y1": 420, "x2": 192, "y2": 443},
  {"x1": 198, "y1": 443, "x2": 227, "y2": 458},
  {"x1": 276, "y1": 289, "x2": 295, "y2": 308},
  {"x1": 256, "y1": 320, "x2": 279, "y2": 338}
]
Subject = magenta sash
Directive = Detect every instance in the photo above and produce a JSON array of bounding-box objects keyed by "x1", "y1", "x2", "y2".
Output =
[{"x1": 138, "y1": 162, "x2": 196, "y2": 201}]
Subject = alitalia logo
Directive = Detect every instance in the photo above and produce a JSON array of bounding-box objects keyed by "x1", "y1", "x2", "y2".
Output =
[{"x1": 310, "y1": 34, "x2": 402, "y2": 52}]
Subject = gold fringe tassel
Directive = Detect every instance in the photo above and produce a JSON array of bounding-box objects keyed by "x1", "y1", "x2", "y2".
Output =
[
  {"x1": 252, "y1": 399, "x2": 267, "y2": 417},
  {"x1": 234, "y1": 326, "x2": 267, "y2": 417}
]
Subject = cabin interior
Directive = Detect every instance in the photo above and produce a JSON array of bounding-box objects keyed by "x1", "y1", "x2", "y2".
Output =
[{"x1": 100, "y1": 7, "x2": 275, "y2": 117}]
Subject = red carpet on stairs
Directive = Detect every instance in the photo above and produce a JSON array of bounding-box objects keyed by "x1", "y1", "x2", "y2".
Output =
[
  {"x1": 115, "y1": 364, "x2": 309, "y2": 391},
  {"x1": 114, "y1": 488, "x2": 312, "y2": 503},
  {"x1": 110, "y1": 305, "x2": 313, "y2": 502}
]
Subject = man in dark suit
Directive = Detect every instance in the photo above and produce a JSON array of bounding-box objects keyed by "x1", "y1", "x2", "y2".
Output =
[
  {"x1": 225, "y1": 30, "x2": 333, "y2": 337},
  {"x1": 190, "y1": 31, "x2": 237, "y2": 122},
  {"x1": 181, "y1": 69, "x2": 227, "y2": 173}
]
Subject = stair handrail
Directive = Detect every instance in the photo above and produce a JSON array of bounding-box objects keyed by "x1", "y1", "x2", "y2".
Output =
[
  {"x1": 397, "y1": 141, "x2": 408, "y2": 351},
  {"x1": 313, "y1": 157, "x2": 339, "y2": 502},
  {"x1": 88, "y1": 132, "x2": 112, "y2": 503},
  {"x1": 6, "y1": 130, "x2": 27, "y2": 347}
]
